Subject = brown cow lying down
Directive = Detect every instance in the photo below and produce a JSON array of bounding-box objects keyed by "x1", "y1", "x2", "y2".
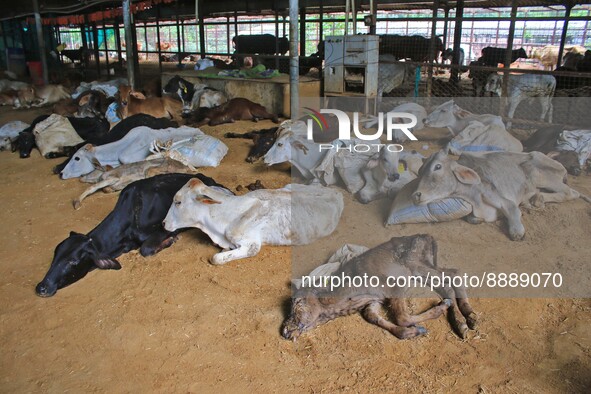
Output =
[
  {"x1": 17, "y1": 84, "x2": 71, "y2": 108},
  {"x1": 117, "y1": 85, "x2": 182, "y2": 121},
  {"x1": 73, "y1": 157, "x2": 196, "y2": 209},
  {"x1": 186, "y1": 98, "x2": 279, "y2": 126},
  {"x1": 523, "y1": 125, "x2": 584, "y2": 176},
  {"x1": 282, "y1": 235, "x2": 478, "y2": 340},
  {"x1": 0, "y1": 89, "x2": 20, "y2": 107}
]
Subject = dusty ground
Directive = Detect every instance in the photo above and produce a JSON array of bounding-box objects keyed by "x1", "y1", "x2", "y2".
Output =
[{"x1": 0, "y1": 105, "x2": 590, "y2": 393}]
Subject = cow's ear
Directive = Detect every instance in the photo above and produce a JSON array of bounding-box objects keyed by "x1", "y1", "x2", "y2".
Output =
[
  {"x1": 188, "y1": 178, "x2": 204, "y2": 188},
  {"x1": 94, "y1": 257, "x2": 122, "y2": 270},
  {"x1": 78, "y1": 94, "x2": 91, "y2": 106},
  {"x1": 452, "y1": 164, "x2": 481, "y2": 185},
  {"x1": 69, "y1": 231, "x2": 84, "y2": 237},
  {"x1": 130, "y1": 91, "x2": 146, "y2": 100},
  {"x1": 196, "y1": 194, "x2": 221, "y2": 205},
  {"x1": 457, "y1": 109, "x2": 472, "y2": 119}
]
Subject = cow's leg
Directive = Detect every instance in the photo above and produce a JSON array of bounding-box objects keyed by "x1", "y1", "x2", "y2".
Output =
[
  {"x1": 250, "y1": 106, "x2": 279, "y2": 123},
  {"x1": 464, "y1": 213, "x2": 484, "y2": 224},
  {"x1": 361, "y1": 302, "x2": 428, "y2": 339},
  {"x1": 140, "y1": 229, "x2": 179, "y2": 256},
  {"x1": 211, "y1": 241, "x2": 262, "y2": 265},
  {"x1": 72, "y1": 179, "x2": 117, "y2": 210},
  {"x1": 505, "y1": 97, "x2": 520, "y2": 129},
  {"x1": 388, "y1": 298, "x2": 451, "y2": 327},
  {"x1": 448, "y1": 284, "x2": 478, "y2": 330},
  {"x1": 499, "y1": 198, "x2": 525, "y2": 240}
]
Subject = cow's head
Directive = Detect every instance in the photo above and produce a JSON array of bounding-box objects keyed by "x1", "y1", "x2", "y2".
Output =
[
  {"x1": 412, "y1": 150, "x2": 481, "y2": 204},
  {"x1": 424, "y1": 100, "x2": 459, "y2": 128},
  {"x1": 117, "y1": 85, "x2": 145, "y2": 118},
  {"x1": 60, "y1": 144, "x2": 95, "y2": 179},
  {"x1": 12, "y1": 131, "x2": 36, "y2": 158},
  {"x1": 548, "y1": 151, "x2": 582, "y2": 176},
  {"x1": 263, "y1": 120, "x2": 307, "y2": 166},
  {"x1": 35, "y1": 232, "x2": 121, "y2": 297},
  {"x1": 163, "y1": 177, "x2": 231, "y2": 232},
  {"x1": 247, "y1": 132, "x2": 276, "y2": 163},
  {"x1": 484, "y1": 74, "x2": 502, "y2": 96},
  {"x1": 516, "y1": 48, "x2": 528, "y2": 60},
  {"x1": 281, "y1": 291, "x2": 326, "y2": 340},
  {"x1": 17, "y1": 86, "x2": 36, "y2": 107},
  {"x1": 366, "y1": 147, "x2": 402, "y2": 182}
]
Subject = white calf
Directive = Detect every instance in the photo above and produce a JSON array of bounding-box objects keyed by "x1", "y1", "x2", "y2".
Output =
[{"x1": 163, "y1": 180, "x2": 344, "y2": 265}]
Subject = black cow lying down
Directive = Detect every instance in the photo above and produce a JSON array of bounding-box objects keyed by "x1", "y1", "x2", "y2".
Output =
[{"x1": 36, "y1": 173, "x2": 229, "y2": 297}]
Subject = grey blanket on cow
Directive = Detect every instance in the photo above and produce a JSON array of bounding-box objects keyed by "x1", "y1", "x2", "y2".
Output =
[
  {"x1": 386, "y1": 179, "x2": 472, "y2": 225},
  {"x1": 446, "y1": 121, "x2": 523, "y2": 155}
]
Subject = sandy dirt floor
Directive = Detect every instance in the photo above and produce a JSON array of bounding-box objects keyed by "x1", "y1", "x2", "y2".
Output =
[{"x1": 0, "y1": 105, "x2": 590, "y2": 393}]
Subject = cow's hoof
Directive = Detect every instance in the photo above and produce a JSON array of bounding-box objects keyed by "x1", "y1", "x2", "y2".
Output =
[
  {"x1": 72, "y1": 200, "x2": 81, "y2": 210},
  {"x1": 465, "y1": 312, "x2": 478, "y2": 330},
  {"x1": 416, "y1": 326, "x2": 428, "y2": 336},
  {"x1": 210, "y1": 255, "x2": 227, "y2": 265},
  {"x1": 509, "y1": 231, "x2": 525, "y2": 241},
  {"x1": 465, "y1": 215, "x2": 483, "y2": 224},
  {"x1": 441, "y1": 298, "x2": 453, "y2": 308}
]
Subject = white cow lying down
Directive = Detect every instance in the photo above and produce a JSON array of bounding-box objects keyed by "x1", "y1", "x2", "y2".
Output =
[
  {"x1": 60, "y1": 126, "x2": 205, "y2": 179},
  {"x1": 163, "y1": 180, "x2": 344, "y2": 265}
]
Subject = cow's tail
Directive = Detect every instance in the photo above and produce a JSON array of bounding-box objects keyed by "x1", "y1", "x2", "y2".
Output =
[
  {"x1": 73, "y1": 178, "x2": 118, "y2": 210},
  {"x1": 579, "y1": 193, "x2": 591, "y2": 204}
]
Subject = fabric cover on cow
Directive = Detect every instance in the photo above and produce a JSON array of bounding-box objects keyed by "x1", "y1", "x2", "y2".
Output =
[
  {"x1": 556, "y1": 129, "x2": 591, "y2": 166},
  {"x1": 33, "y1": 114, "x2": 85, "y2": 157},
  {"x1": 386, "y1": 179, "x2": 473, "y2": 225},
  {"x1": 446, "y1": 120, "x2": 523, "y2": 155},
  {"x1": 147, "y1": 134, "x2": 228, "y2": 168}
]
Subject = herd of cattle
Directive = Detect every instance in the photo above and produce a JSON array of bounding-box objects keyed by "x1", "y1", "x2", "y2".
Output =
[{"x1": 0, "y1": 38, "x2": 590, "y2": 339}]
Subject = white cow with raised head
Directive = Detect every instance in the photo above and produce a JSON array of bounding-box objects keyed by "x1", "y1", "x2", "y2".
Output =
[{"x1": 163, "y1": 180, "x2": 344, "y2": 265}]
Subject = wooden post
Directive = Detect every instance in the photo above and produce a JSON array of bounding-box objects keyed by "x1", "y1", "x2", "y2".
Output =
[
  {"x1": 175, "y1": 0, "x2": 182, "y2": 67},
  {"x1": 300, "y1": 6, "x2": 306, "y2": 57},
  {"x1": 275, "y1": 8, "x2": 280, "y2": 70}
]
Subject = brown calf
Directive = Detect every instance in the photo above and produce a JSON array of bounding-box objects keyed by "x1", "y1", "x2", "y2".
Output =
[
  {"x1": 282, "y1": 235, "x2": 478, "y2": 341},
  {"x1": 117, "y1": 85, "x2": 182, "y2": 121}
]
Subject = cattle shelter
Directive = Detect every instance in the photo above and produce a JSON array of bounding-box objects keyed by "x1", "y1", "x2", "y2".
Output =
[{"x1": 0, "y1": 0, "x2": 590, "y2": 393}]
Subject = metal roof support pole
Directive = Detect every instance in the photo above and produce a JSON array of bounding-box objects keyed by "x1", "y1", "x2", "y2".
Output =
[
  {"x1": 175, "y1": 0, "x2": 182, "y2": 67},
  {"x1": 275, "y1": 8, "x2": 280, "y2": 70},
  {"x1": 156, "y1": 4, "x2": 162, "y2": 75},
  {"x1": 123, "y1": 0, "x2": 136, "y2": 88},
  {"x1": 289, "y1": 0, "x2": 299, "y2": 119},
  {"x1": 300, "y1": 5, "x2": 306, "y2": 56},
  {"x1": 556, "y1": 3, "x2": 573, "y2": 68},
  {"x1": 426, "y1": 0, "x2": 440, "y2": 98},
  {"x1": 345, "y1": 0, "x2": 350, "y2": 35},
  {"x1": 369, "y1": 0, "x2": 376, "y2": 35},
  {"x1": 198, "y1": 0, "x2": 205, "y2": 58},
  {"x1": 450, "y1": 0, "x2": 464, "y2": 83},
  {"x1": 32, "y1": 0, "x2": 48, "y2": 84},
  {"x1": 351, "y1": 0, "x2": 356, "y2": 34}
]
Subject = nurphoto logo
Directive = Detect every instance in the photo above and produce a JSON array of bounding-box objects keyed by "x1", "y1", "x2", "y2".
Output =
[{"x1": 304, "y1": 108, "x2": 419, "y2": 152}]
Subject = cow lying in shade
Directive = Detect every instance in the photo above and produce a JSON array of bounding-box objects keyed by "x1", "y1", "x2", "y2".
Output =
[
  {"x1": 411, "y1": 150, "x2": 590, "y2": 240},
  {"x1": 36, "y1": 173, "x2": 229, "y2": 297},
  {"x1": 162, "y1": 75, "x2": 227, "y2": 114},
  {"x1": 117, "y1": 84, "x2": 182, "y2": 121},
  {"x1": 163, "y1": 180, "x2": 343, "y2": 265},
  {"x1": 282, "y1": 235, "x2": 477, "y2": 340},
  {"x1": 523, "y1": 125, "x2": 584, "y2": 176},
  {"x1": 73, "y1": 158, "x2": 197, "y2": 209},
  {"x1": 59, "y1": 125, "x2": 203, "y2": 179},
  {"x1": 17, "y1": 84, "x2": 71, "y2": 108},
  {"x1": 185, "y1": 98, "x2": 279, "y2": 126},
  {"x1": 424, "y1": 100, "x2": 506, "y2": 135}
]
